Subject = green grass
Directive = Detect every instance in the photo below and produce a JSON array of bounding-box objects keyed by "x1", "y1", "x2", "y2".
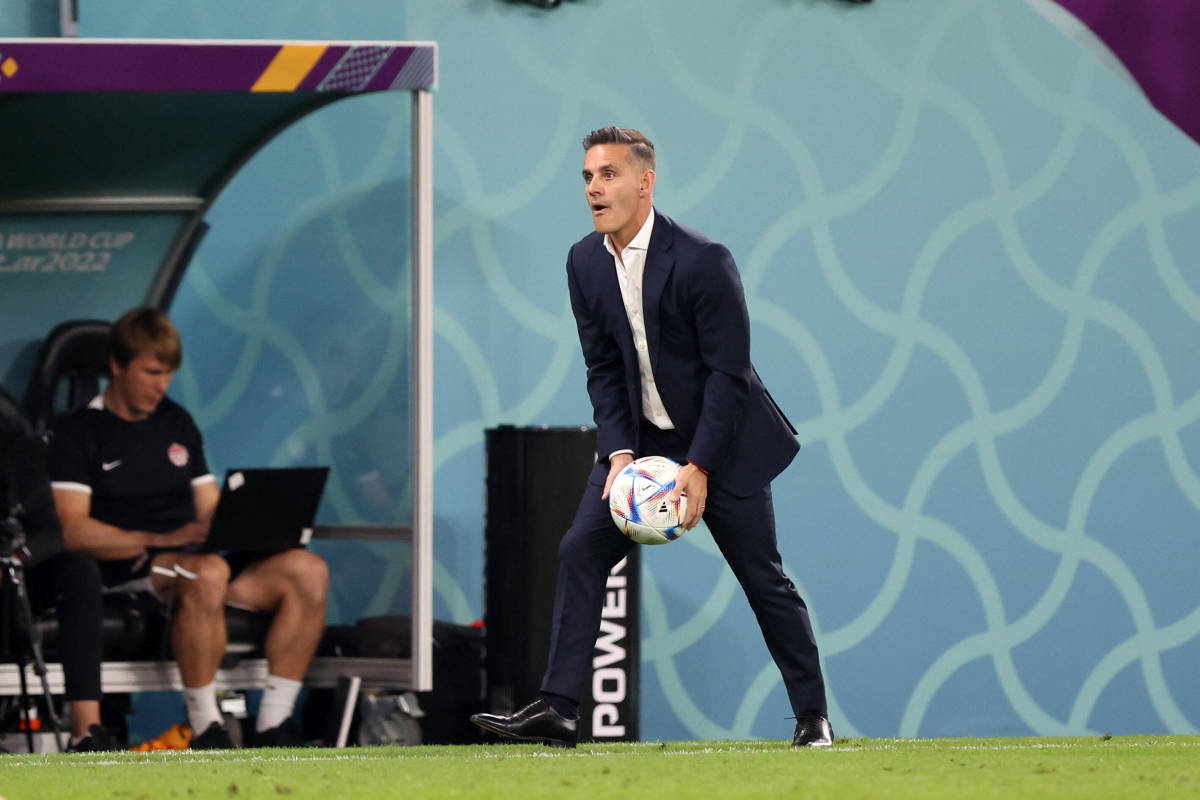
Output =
[{"x1": 1, "y1": 736, "x2": 1197, "y2": 799}]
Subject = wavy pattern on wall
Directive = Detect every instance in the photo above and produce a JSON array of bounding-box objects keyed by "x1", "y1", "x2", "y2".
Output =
[{"x1": 91, "y1": 0, "x2": 1199, "y2": 739}]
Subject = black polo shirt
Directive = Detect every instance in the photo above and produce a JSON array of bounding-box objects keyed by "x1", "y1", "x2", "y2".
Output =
[{"x1": 50, "y1": 394, "x2": 214, "y2": 534}]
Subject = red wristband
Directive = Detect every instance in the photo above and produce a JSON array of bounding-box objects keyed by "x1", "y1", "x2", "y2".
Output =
[{"x1": 687, "y1": 459, "x2": 708, "y2": 476}]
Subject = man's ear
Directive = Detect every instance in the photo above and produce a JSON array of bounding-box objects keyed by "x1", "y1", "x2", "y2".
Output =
[{"x1": 641, "y1": 168, "x2": 656, "y2": 196}]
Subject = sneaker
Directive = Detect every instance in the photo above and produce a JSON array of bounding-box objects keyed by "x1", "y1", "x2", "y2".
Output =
[
  {"x1": 191, "y1": 721, "x2": 235, "y2": 750},
  {"x1": 68, "y1": 724, "x2": 121, "y2": 752},
  {"x1": 251, "y1": 718, "x2": 305, "y2": 748},
  {"x1": 130, "y1": 723, "x2": 193, "y2": 751}
]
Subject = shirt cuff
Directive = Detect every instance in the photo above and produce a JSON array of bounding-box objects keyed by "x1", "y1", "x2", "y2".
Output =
[
  {"x1": 609, "y1": 449, "x2": 634, "y2": 462},
  {"x1": 50, "y1": 480, "x2": 92, "y2": 494}
]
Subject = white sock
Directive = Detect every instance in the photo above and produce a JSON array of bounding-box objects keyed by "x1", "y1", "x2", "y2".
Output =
[
  {"x1": 256, "y1": 675, "x2": 303, "y2": 733},
  {"x1": 184, "y1": 684, "x2": 223, "y2": 733}
]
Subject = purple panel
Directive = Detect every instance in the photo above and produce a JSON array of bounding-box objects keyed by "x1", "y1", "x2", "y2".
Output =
[
  {"x1": 297, "y1": 46, "x2": 349, "y2": 92},
  {"x1": 364, "y1": 49, "x2": 414, "y2": 92},
  {"x1": 0, "y1": 40, "x2": 436, "y2": 94},
  {"x1": 0, "y1": 42, "x2": 277, "y2": 92},
  {"x1": 1052, "y1": 0, "x2": 1200, "y2": 145}
]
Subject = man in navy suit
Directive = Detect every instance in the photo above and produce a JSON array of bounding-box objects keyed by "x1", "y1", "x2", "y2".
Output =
[{"x1": 471, "y1": 127, "x2": 832, "y2": 748}]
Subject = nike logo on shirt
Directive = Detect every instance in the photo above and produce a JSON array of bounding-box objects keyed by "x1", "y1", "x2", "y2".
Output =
[{"x1": 102, "y1": 460, "x2": 122, "y2": 471}]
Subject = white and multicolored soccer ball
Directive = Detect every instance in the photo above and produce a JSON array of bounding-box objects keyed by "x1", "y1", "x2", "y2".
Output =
[{"x1": 608, "y1": 456, "x2": 688, "y2": 545}]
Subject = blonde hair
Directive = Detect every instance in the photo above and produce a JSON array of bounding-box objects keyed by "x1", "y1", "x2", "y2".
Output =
[{"x1": 109, "y1": 307, "x2": 182, "y2": 369}]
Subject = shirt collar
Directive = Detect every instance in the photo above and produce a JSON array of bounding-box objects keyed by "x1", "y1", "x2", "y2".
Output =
[{"x1": 604, "y1": 207, "x2": 656, "y2": 257}]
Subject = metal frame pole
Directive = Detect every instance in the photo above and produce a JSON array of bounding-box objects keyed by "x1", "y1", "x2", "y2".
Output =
[{"x1": 410, "y1": 88, "x2": 434, "y2": 692}]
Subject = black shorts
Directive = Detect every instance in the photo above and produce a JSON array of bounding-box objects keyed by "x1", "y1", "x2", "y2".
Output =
[{"x1": 98, "y1": 553, "x2": 154, "y2": 589}]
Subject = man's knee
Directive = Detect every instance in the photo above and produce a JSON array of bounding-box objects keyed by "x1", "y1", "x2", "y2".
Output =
[
  {"x1": 32, "y1": 552, "x2": 102, "y2": 618},
  {"x1": 175, "y1": 553, "x2": 231, "y2": 608},
  {"x1": 50, "y1": 551, "x2": 102, "y2": 593},
  {"x1": 557, "y1": 527, "x2": 586, "y2": 568},
  {"x1": 557, "y1": 524, "x2": 621, "y2": 574},
  {"x1": 285, "y1": 550, "x2": 329, "y2": 604},
  {"x1": 257, "y1": 549, "x2": 329, "y2": 603}
]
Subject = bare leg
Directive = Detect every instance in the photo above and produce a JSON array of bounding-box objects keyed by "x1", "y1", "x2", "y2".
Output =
[
  {"x1": 225, "y1": 549, "x2": 328, "y2": 681},
  {"x1": 150, "y1": 552, "x2": 230, "y2": 687},
  {"x1": 69, "y1": 700, "x2": 101, "y2": 738}
]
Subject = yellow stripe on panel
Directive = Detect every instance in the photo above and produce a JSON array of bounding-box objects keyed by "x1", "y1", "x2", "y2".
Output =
[{"x1": 250, "y1": 44, "x2": 328, "y2": 92}]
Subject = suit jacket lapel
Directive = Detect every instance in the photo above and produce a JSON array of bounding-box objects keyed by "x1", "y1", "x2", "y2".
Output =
[
  {"x1": 590, "y1": 234, "x2": 637, "y2": 361},
  {"x1": 641, "y1": 211, "x2": 675, "y2": 377}
]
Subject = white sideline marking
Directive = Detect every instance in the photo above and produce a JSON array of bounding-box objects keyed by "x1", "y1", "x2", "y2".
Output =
[{"x1": 16, "y1": 738, "x2": 1198, "y2": 766}]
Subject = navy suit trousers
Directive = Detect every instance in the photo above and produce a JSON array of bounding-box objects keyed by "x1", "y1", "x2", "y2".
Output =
[{"x1": 540, "y1": 422, "x2": 827, "y2": 718}]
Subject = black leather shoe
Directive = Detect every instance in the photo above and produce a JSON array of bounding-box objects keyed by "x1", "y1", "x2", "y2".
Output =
[
  {"x1": 792, "y1": 714, "x2": 834, "y2": 748},
  {"x1": 470, "y1": 698, "x2": 577, "y2": 748}
]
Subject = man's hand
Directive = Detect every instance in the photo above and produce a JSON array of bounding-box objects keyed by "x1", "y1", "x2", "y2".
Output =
[
  {"x1": 669, "y1": 463, "x2": 708, "y2": 530},
  {"x1": 602, "y1": 453, "x2": 635, "y2": 500},
  {"x1": 156, "y1": 519, "x2": 211, "y2": 549}
]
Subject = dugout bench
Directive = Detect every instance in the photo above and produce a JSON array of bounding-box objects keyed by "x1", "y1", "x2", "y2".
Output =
[{"x1": 0, "y1": 36, "x2": 439, "y2": 701}]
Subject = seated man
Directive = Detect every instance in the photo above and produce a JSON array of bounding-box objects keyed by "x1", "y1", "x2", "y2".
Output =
[
  {"x1": 49, "y1": 308, "x2": 329, "y2": 748},
  {"x1": 1, "y1": 426, "x2": 115, "y2": 751}
]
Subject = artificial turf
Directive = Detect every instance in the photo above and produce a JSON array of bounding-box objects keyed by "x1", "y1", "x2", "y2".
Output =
[{"x1": 0, "y1": 736, "x2": 1196, "y2": 799}]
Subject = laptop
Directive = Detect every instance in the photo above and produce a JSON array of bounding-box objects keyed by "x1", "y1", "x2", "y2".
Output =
[{"x1": 200, "y1": 466, "x2": 330, "y2": 553}]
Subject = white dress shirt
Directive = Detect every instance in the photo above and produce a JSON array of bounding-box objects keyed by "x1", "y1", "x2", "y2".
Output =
[{"x1": 604, "y1": 210, "x2": 675, "y2": 450}]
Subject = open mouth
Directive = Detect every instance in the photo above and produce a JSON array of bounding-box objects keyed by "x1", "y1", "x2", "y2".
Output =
[{"x1": 592, "y1": 204, "x2": 608, "y2": 214}]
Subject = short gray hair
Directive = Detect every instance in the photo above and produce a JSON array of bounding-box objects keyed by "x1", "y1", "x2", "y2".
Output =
[{"x1": 582, "y1": 126, "x2": 655, "y2": 170}]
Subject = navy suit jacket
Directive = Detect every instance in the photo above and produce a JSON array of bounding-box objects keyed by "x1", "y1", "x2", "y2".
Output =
[{"x1": 566, "y1": 211, "x2": 800, "y2": 497}]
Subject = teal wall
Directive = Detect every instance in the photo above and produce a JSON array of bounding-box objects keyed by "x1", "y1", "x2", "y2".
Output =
[
  {"x1": 0, "y1": 0, "x2": 56, "y2": 37},
  {"x1": 8, "y1": 0, "x2": 1200, "y2": 740}
]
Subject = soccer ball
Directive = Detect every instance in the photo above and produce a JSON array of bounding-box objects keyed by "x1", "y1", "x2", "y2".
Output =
[{"x1": 608, "y1": 456, "x2": 688, "y2": 545}]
